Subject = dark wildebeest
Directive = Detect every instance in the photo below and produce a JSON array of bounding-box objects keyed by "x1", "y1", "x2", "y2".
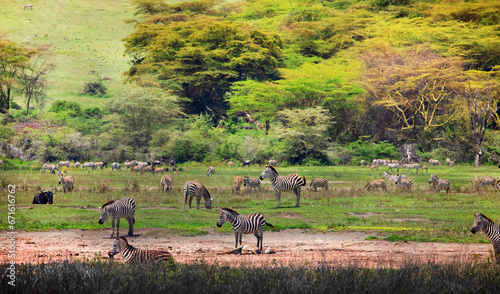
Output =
[
  {"x1": 32, "y1": 190, "x2": 54, "y2": 204},
  {"x1": 242, "y1": 160, "x2": 251, "y2": 167}
]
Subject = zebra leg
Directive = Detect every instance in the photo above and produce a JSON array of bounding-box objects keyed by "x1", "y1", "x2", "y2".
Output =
[
  {"x1": 115, "y1": 218, "x2": 120, "y2": 237},
  {"x1": 127, "y1": 217, "x2": 134, "y2": 237},
  {"x1": 196, "y1": 194, "x2": 201, "y2": 209},
  {"x1": 295, "y1": 188, "x2": 301, "y2": 207},
  {"x1": 111, "y1": 218, "x2": 115, "y2": 238},
  {"x1": 275, "y1": 191, "x2": 281, "y2": 208}
]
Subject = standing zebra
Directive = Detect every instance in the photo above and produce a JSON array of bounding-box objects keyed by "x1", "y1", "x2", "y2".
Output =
[
  {"x1": 243, "y1": 176, "x2": 261, "y2": 192},
  {"x1": 109, "y1": 236, "x2": 172, "y2": 263},
  {"x1": 183, "y1": 181, "x2": 213, "y2": 209},
  {"x1": 471, "y1": 212, "x2": 500, "y2": 263},
  {"x1": 42, "y1": 163, "x2": 59, "y2": 174},
  {"x1": 405, "y1": 163, "x2": 420, "y2": 174},
  {"x1": 57, "y1": 171, "x2": 74, "y2": 193},
  {"x1": 259, "y1": 165, "x2": 306, "y2": 208},
  {"x1": 217, "y1": 207, "x2": 275, "y2": 253},
  {"x1": 111, "y1": 162, "x2": 122, "y2": 171},
  {"x1": 480, "y1": 176, "x2": 496, "y2": 188},
  {"x1": 364, "y1": 179, "x2": 387, "y2": 192},
  {"x1": 428, "y1": 175, "x2": 450, "y2": 193},
  {"x1": 428, "y1": 159, "x2": 442, "y2": 166},
  {"x1": 81, "y1": 162, "x2": 95, "y2": 171},
  {"x1": 124, "y1": 160, "x2": 137, "y2": 169},
  {"x1": 160, "y1": 174, "x2": 173, "y2": 192},
  {"x1": 309, "y1": 178, "x2": 328, "y2": 192},
  {"x1": 395, "y1": 174, "x2": 413, "y2": 192},
  {"x1": 99, "y1": 197, "x2": 136, "y2": 238},
  {"x1": 58, "y1": 161, "x2": 70, "y2": 168},
  {"x1": 381, "y1": 171, "x2": 406, "y2": 189},
  {"x1": 95, "y1": 161, "x2": 108, "y2": 170},
  {"x1": 234, "y1": 176, "x2": 243, "y2": 195},
  {"x1": 207, "y1": 166, "x2": 215, "y2": 177}
]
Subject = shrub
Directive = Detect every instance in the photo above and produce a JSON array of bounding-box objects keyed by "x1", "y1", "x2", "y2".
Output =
[{"x1": 81, "y1": 78, "x2": 107, "y2": 96}]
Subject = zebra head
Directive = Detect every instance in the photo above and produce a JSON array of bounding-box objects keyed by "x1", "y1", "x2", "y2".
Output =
[
  {"x1": 216, "y1": 209, "x2": 228, "y2": 228},
  {"x1": 57, "y1": 171, "x2": 64, "y2": 184},
  {"x1": 428, "y1": 175, "x2": 438, "y2": 184},
  {"x1": 243, "y1": 176, "x2": 249, "y2": 186},
  {"x1": 217, "y1": 208, "x2": 237, "y2": 227},
  {"x1": 260, "y1": 165, "x2": 276, "y2": 180},
  {"x1": 109, "y1": 237, "x2": 126, "y2": 258},
  {"x1": 471, "y1": 212, "x2": 491, "y2": 234},
  {"x1": 99, "y1": 200, "x2": 115, "y2": 224}
]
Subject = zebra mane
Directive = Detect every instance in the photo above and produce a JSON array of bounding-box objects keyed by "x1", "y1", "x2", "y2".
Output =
[
  {"x1": 267, "y1": 165, "x2": 278, "y2": 175},
  {"x1": 102, "y1": 200, "x2": 115, "y2": 208},
  {"x1": 481, "y1": 213, "x2": 495, "y2": 224},
  {"x1": 201, "y1": 185, "x2": 212, "y2": 200},
  {"x1": 221, "y1": 207, "x2": 239, "y2": 215},
  {"x1": 118, "y1": 236, "x2": 130, "y2": 244}
]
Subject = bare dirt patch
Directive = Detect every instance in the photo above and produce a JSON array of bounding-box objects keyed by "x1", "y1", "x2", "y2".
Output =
[{"x1": 1, "y1": 229, "x2": 492, "y2": 268}]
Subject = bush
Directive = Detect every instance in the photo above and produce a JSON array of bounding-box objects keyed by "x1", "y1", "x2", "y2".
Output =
[{"x1": 81, "y1": 78, "x2": 107, "y2": 96}]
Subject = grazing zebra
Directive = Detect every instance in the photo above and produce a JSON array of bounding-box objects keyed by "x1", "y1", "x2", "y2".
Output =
[
  {"x1": 95, "y1": 161, "x2": 108, "y2": 170},
  {"x1": 309, "y1": 178, "x2": 328, "y2": 192},
  {"x1": 381, "y1": 171, "x2": 405, "y2": 189},
  {"x1": 243, "y1": 176, "x2": 261, "y2": 192},
  {"x1": 364, "y1": 179, "x2": 387, "y2": 192},
  {"x1": 480, "y1": 177, "x2": 496, "y2": 188},
  {"x1": 109, "y1": 236, "x2": 172, "y2": 263},
  {"x1": 111, "y1": 162, "x2": 122, "y2": 171},
  {"x1": 81, "y1": 162, "x2": 95, "y2": 171},
  {"x1": 24, "y1": 4, "x2": 33, "y2": 10},
  {"x1": 428, "y1": 159, "x2": 442, "y2": 166},
  {"x1": 99, "y1": 197, "x2": 136, "y2": 238},
  {"x1": 259, "y1": 165, "x2": 306, "y2": 208},
  {"x1": 268, "y1": 159, "x2": 279, "y2": 167},
  {"x1": 124, "y1": 160, "x2": 137, "y2": 169},
  {"x1": 395, "y1": 174, "x2": 413, "y2": 191},
  {"x1": 471, "y1": 212, "x2": 500, "y2": 263},
  {"x1": 207, "y1": 166, "x2": 215, "y2": 177},
  {"x1": 183, "y1": 181, "x2": 213, "y2": 209},
  {"x1": 234, "y1": 176, "x2": 243, "y2": 195},
  {"x1": 140, "y1": 165, "x2": 154, "y2": 175},
  {"x1": 57, "y1": 171, "x2": 74, "y2": 193},
  {"x1": 428, "y1": 175, "x2": 450, "y2": 193},
  {"x1": 384, "y1": 162, "x2": 400, "y2": 173},
  {"x1": 42, "y1": 163, "x2": 59, "y2": 174},
  {"x1": 160, "y1": 174, "x2": 173, "y2": 192},
  {"x1": 217, "y1": 208, "x2": 275, "y2": 253},
  {"x1": 242, "y1": 160, "x2": 251, "y2": 167},
  {"x1": 58, "y1": 161, "x2": 70, "y2": 168},
  {"x1": 405, "y1": 163, "x2": 420, "y2": 174}
]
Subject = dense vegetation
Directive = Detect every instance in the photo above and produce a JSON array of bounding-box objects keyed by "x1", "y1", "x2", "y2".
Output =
[{"x1": 1, "y1": 0, "x2": 500, "y2": 166}]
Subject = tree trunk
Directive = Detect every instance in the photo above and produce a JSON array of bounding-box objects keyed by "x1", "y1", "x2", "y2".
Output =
[{"x1": 474, "y1": 148, "x2": 483, "y2": 167}]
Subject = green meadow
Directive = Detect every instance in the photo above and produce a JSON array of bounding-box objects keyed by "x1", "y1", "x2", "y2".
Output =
[{"x1": 1, "y1": 164, "x2": 499, "y2": 243}]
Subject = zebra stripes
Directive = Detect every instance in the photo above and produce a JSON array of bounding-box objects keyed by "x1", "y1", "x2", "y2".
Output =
[
  {"x1": 405, "y1": 163, "x2": 420, "y2": 173},
  {"x1": 183, "y1": 181, "x2": 213, "y2": 209},
  {"x1": 480, "y1": 177, "x2": 496, "y2": 187},
  {"x1": 381, "y1": 171, "x2": 406, "y2": 189},
  {"x1": 112, "y1": 162, "x2": 122, "y2": 171},
  {"x1": 243, "y1": 176, "x2": 261, "y2": 192},
  {"x1": 81, "y1": 162, "x2": 95, "y2": 171},
  {"x1": 207, "y1": 166, "x2": 215, "y2": 177},
  {"x1": 160, "y1": 174, "x2": 173, "y2": 192},
  {"x1": 234, "y1": 176, "x2": 243, "y2": 195},
  {"x1": 428, "y1": 175, "x2": 450, "y2": 193},
  {"x1": 428, "y1": 159, "x2": 442, "y2": 166},
  {"x1": 259, "y1": 165, "x2": 306, "y2": 208},
  {"x1": 395, "y1": 175, "x2": 413, "y2": 191},
  {"x1": 364, "y1": 179, "x2": 387, "y2": 192},
  {"x1": 42, "y1": 163, "x2": 59, "y2": 174},
  {"x1": 309, "y1": 178, "x2": 328, "y2": 192},
  {"x1": 99, "y1": 197, "x2": 136, "y2": 238},
  {"x1": 58, "y1": 171, "x2": 74, "y2": 193},
  {"x1": 471, "y1": 212, "x2": 500, "y2": 263},
  {"x1": 58, "y1": 161, "x2": 70, "y2": 168},
  {"x1": 217, "y1": 207, "x2": 275, "y2": 253},
  {"x1": 109, "y1": 236, "x2": 172, "y2": 263}
]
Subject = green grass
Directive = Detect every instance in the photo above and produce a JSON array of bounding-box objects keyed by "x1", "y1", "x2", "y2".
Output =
[{"x1": 2, "y1": 164, "x2": 500, "y2": 243}]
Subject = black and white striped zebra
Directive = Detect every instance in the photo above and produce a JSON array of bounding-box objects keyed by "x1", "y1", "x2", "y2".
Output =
[
  {"x1": 243, "y1": 176, "x2": 261, "y2": 192},
  {"x1": 81, "y1": 162, "x2": 95, "y2": 171},
  {"x1": 42, "y1": 163, "x2": 59, "y2": 174},
  {"x1": 207, "y1": 166, "x2": 215, "y2": 177},
  {"x1": 309, "y1": 178, "x2": 328, "y2": 192},
  {"x1": 216, "y1": 207, "x2": 275, "y2": 253},
  {"x1": 428, "y1": 174, "x2": 450, "y2": 193},
  {"x1": 183, "y1": 181, "x2": 213, "y2": 209},
  {"x1": 160, "y1": 174, "x2": 173, "y2": 192},
  {"x1": 259, "y1": 165, "x2": 306, "y2": 208},
  {"x1": 58, "y1": 161, "x2": 70, "y2": 168},
  {"x1": 108, "y1": 236, "x2": 172, "y2": 263},
  {"x1": 112, "y1": 162, "x2": 122, "y2": 171},
  {"x1": 99, "y1": 197, "x2": 136, "y2": 238},
  {"x1": 471, "y1": 212, "x2": 500, "y2": 263},
  {"x1": 480, "y1": 176, "x2": 496, "y2": 188}
]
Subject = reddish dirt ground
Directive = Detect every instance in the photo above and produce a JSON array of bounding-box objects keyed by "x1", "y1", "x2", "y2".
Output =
[{"x1": 1, "y1": 228, "x2": 493, "y2": 268}]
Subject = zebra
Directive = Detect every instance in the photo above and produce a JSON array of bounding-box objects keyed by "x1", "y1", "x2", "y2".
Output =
[
  {"x1": 259, "y1": 165, "x2": 306, "y2": 208},
  {"x1": 207, "y1": 166, "x2": 215, "y2": 177},
  {"x1": 81, "y1": 162, "x2": 95, "y2": 171},
  {"x1": 381, "y1": 171, "x2": 406, "y2": 189},
  {"x1": 24, "y1": 4, "x2": 33, "y2": 10},
  {"x1": 58, "y1": 161, "x2": 70, "y2": 168},
  {"x1": 471, "y1": 212, "x2": 500, "y2": 263},
  {"x1": 428, "y1": 159, "x2": 442, "y2": 166},
  {"x1": 243, "y1": 176, "x2": 261, "y2": 192},
  {"x1": 154, "y1": 167, "x2": 165, "y2": 174},
  {"x1": 395, "y1": 174, "x2": 413, "y2": 191},
  {"x1": 98, "y1": 197, "x2": 136, "y2": 238},
  {"x1": 111, "y1": 162, "x2": 122, "y2": 171},
  {"x1": 74, "y1": 162, "x2": 80, "y2": 168},
  {"x1": 309, "y1": 178, "x2": 328, "y2": 192},
  {"x1": 496, "y1": 180, "x2": 500, "y2": 190},
  {"x1": 369, "y1": 164, "x2": 378, "y2": 170},
  {"x1": 384, "y1": 162, "x2": 400, "y2": 173},
  {"x1": 420, "y1": 165, "x2": 428, "y2": 173},
  {"x1": 428, "y1": 174, "x2": 450, "y2": 193},
  {"x1": 364, "y1": 179, "x2": 387, "y2": 192},
  {"x1": 446, "y1": 158, "x2": 455, "y2": 166},
  {"x1": 140, "y1": 165, "x2": 154, "y2": 175},
  {"x1": 42, "y1": 163, "x2": 59, "y2": 174},
  {"x1": 109, "y1": 236, "x2": 172, "y2": 263},
  {"x1": 216, "y1": 207, "x2": 275, "y2": 253},
  {"x1": 234, "y1": 176, "x2": 243, "y2": 195},
  {"x1": 57, "y1": 171, "x2": 74, "y2": 193},
  {"x1": 268, "y1": 159, "x2": 279, "y2": 167},
  {"x1": 124, "y1": 160, "x2": 137, "y2": 169},
  {"x1": 137, "y1": 161, "x2": 150, "y2": 167},
  {"x1": 95, "y1": 161, "x2": 108, "y2": 170},
  {"x1": 405, "y1": 163, "x2": 420, "y2": 174},
  {"x1": 480, "y1": 177, "x2": 496, "y2": 188},
  {"x1": 130, "y1": 165, "x2": 144, "y2": 173},
  {"x1": 183, "y1": 181, "x2": 213, "y2": 209},
  {"x1": 242, "y1": 160, "x2": 251, "y2": 167},
  {"x1": 160, "y1": 174, "x2": 173, "y2": 192}
]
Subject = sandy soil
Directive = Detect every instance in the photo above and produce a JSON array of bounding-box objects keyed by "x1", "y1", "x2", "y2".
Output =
[{"x1": 1, "y1": 228, "x2": 493, "y2": 268}]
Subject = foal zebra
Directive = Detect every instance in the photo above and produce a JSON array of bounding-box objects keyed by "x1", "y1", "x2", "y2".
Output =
[
  {"x1": 260, "y1": 165, "x2": 306, "y2": 208},
  {"x1": 99, "y1": 197, "x2": 136, "y2": 238},
  {"x1": 57, "y1": 172, "x2": 74, "y2": 193},
  {"x1": 207, "y1": 166, "x2": 215, "y2": 177},
  {"x1": 471, "y1": 212, "x2": 500, "y2": 263},
  {"x1": 364, "y1": 179, "x2": 387, "y2": 192},
  {"x1": 428, "y1": 175, "x2": 450, "y2": 193},
  {"x1": 309, "y1": 178, "x2": 328, "y2": 192},
  {"x1": 243, "y1": 176, "x2": 261, "y2": 192},
  {"x1": 217, "y1": 207, "x2": 275, "y2": 253},
  {"x1": 183, "y1": 181, "x2": 213, "y2": 209},
  {"x1": 109, "y1": 236, "x2": 172, "y2": 263},
  {"x1": 234, "y1": 176, "x2": 243, "y2": 195},
  {"x1": 160, "y1": 174, "x2": 173, "y2": 192}
]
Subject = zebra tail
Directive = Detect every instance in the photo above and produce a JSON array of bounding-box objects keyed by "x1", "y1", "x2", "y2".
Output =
[
  {"x1": 265, "y1": 221, "x2": 276, "y2": 229},
  {"x1": 302, "y1": 176, "x2": 306, "y2": 186}
]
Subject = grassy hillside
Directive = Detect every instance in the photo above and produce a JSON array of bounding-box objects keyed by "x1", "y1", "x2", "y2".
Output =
[{"x1": 0, "y1": 0, "x2": 136, "y2": 108}]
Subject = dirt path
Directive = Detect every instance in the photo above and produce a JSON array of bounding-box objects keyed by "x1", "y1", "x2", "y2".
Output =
[{"x1": 1, "y1": 228, "x2": 492, "y2": 268}]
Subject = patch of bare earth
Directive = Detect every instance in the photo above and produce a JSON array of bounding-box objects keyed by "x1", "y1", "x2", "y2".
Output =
[{"x1": 1, "y1": 229, "x2": 492, "y2": 268}]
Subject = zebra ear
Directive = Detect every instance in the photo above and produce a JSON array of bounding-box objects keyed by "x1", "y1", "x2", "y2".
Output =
[{"x1": 474, "y1": 212, "x2": 479, "y2": 217}]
